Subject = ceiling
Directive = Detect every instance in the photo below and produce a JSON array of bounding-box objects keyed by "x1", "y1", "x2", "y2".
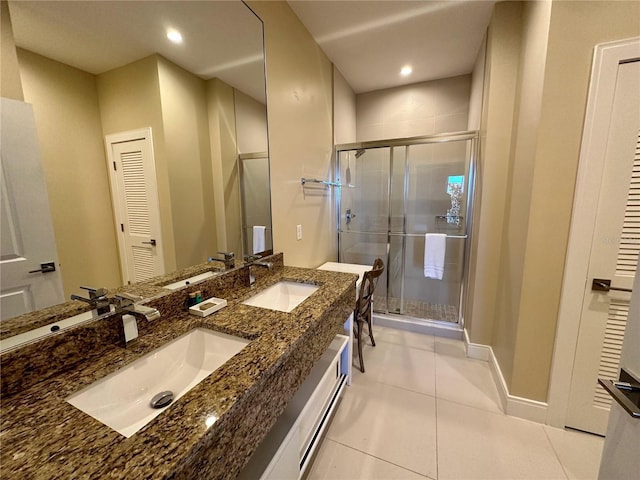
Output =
[
  {"x1": 287, "y1": 0, "x2": 496, "y2": 93},
  {"x1": 9, "y1": 1, "x2": 496, "y2": 101},
  {"x1": 8, "y1": 1, "x2": 266, "y2": 102}
]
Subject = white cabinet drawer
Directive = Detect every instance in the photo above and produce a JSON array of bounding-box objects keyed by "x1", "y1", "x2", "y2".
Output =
[
  {"x1": 298, "y1": 342, "x2": 342, "y2": 457},
  {"x1": 238, "y1": 334, "x2": 349, "y2": 480}
]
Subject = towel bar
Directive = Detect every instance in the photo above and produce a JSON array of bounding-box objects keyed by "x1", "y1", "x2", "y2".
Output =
[
  {"x1": 301, "y1": 178, "x2": 341, "y2": 187},
  {"x1": 388, "y1": 233, "x2": 468, "y2": 239}
]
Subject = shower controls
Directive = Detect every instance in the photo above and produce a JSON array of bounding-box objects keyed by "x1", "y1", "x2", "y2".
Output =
[{"x1": 345, "y1": 209, "x2": 356, "y2": 225}]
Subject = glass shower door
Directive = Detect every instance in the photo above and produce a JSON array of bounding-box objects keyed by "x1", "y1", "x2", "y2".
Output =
[
  {"x1": 338, "y1": 147, "x2": 390, "y2": 303},
  {"x1": 387, "y1": 140, "x2": 471, "y2": 321},
  {"x1": 337, "y1": 133, "x2": 476, "y2": 324}
]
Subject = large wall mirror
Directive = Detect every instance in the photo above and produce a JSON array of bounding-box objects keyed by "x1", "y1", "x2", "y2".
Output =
[{"x1": 1, "y1": 1, "x2": 272, "y2": 328}]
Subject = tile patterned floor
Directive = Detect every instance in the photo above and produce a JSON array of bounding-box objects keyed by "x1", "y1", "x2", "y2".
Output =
[
  {"x1": 307, "y1": 326, "x2": 604, "y2": 480},
  {"x1": 375, "y1": 297, "x2": 459, "y2": 323}
]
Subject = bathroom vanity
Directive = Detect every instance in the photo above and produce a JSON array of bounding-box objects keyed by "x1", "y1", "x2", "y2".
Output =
[{"x1": 0, "y1": 254, "x2": 357, "y2": 479}]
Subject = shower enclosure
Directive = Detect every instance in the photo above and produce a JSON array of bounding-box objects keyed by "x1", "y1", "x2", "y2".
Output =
[{"x1": 335, "y1": 132, "x2": 477, "y2": 325}]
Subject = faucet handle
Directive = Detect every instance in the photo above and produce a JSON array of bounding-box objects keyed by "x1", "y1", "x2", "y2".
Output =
[
  {"x1": 114, "y1": 292, "x2": 142, "y2": 307},
  {"x1": 80, "y1": 286, "x2": 108, "y2": 298},
  {"x1": 217, "y1": 251, "x2": 234, "y2": 260}
]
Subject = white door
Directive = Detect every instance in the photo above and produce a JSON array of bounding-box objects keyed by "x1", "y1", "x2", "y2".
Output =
[
  {"x1": 598, "y1": 266, "x2": 640, "y2": 479},
  {"x1": 105, "y1": 129, "x2": 164, "y2": 284},
  {"x1": 0, "y1": 98, "x2": 65, "y2": 319},
  {"x1": 565, "y1": 60, "x2": 640, "y2": 435}
]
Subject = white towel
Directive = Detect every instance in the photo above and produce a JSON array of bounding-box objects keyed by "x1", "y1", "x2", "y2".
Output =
[
  {"x1": 253, "y1": 225, "x2": 266, "y2": 254},
  {"x1": 424, "y1": 233, "x2": 446, "y2": 280}
]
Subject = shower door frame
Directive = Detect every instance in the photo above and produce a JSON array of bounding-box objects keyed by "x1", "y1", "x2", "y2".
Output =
[{"x1": 335, "y1": 131, "x2": 478, "y2": 326}]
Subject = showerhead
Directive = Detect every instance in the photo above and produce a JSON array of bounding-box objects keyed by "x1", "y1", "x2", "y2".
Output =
[{"x1": 355, "y1": 149, "x2": 366, "y2": 159}]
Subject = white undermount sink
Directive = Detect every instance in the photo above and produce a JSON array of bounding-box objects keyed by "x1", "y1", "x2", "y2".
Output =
[
  {"x1": 242, "y1": 281, "x2": 319, "y2": 313},
  {"x1": 162, "y1": 271, "x2": 217, "y2": 290},
  {"x1": 66, "y1": 328, "x2": 250, "y2": 437}
]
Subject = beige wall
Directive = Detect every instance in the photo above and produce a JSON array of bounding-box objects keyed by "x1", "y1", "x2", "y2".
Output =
[
  {"x1": 235, "y1": 90, "x2": 271, "y2": 254},
  {"x1": 356, "y1": 75, "x2": 471, "y2": 141},
  {"x1": 468, "y1": 0, "x2": 640, "y2": 402},
  {"x1": 17, "y1": 49, "x2": 122, "y2": 298},
  {"x1": 100, "y1": 56, "x2": 245, "y2": 270},
  {"x1": 333, "y1": 67, "x2": 357, "y2": 145},
  {"x1": 96, "y1": 55, "x2": 177, "y2": 273},
  {"x1": 157, "y1": 58, "x2": 217, "y2": 269},
  {"x1": 511, "y1": 0, "x2": 640, "y2": 400},
  {"x1": 207, "y1": 78, "x2": 242, "y2": 257},
  {"x1": 235, "y1": 90, "x2": 268, "y2": 154},
  {"x1": 467, "y1": 36, "x2": 486, "y2": 131},
  {"x1": 1, "y1": 1, "x2": 23, "y2": 100},
  {"x1": 492, "y1": 0, "x2": 552, "y2": 398},
  {"x1": 248, "y1": 1, "x2": 335, "y2": 267},
  {"x1": 14, "y1": 50, "x2": 241, "y2": 291},
  {"x1": 467, "y1": 1, "x2": 522, "y2": 349},
  {"x1": 16, "y1": 43, "x2": 260, "y2": 285}
]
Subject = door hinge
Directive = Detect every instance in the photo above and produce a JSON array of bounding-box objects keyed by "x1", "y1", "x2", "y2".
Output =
[{"x1": 121, "y1": 223, "x2": 124, "y2": 232}]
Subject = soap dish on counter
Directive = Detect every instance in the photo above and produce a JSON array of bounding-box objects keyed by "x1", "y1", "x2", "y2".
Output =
[{"x1": 189, "y1": 297, "x2": 227, "y2": 317}]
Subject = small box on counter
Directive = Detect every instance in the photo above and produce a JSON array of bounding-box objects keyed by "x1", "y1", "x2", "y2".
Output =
[{"x1": 189, "y1": 297, "x2": 227, "y2": 317}]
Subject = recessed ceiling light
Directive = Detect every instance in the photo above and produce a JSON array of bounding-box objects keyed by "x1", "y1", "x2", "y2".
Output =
[
  {"x1": 167, "y1": 29, "x2": 183, "y2": 44},
  {"x1": 400, "y1": 66, "x2": 413, "y2": 76}
]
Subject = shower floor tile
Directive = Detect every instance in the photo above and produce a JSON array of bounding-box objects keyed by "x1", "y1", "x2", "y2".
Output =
[{"x1": 376, "y1": 296, "x2": 459, "y2": 323}]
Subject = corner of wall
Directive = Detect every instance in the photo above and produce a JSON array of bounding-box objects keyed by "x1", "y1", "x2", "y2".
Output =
[
  {"x1": 465, "y1": 328, "x2": 549, "y2": 424},
  {"x1": 246, "y1": 0, "x2": 336, "y2": 267},
  {"x1": 1, "y1": 1, "x2": 24, "y2": 100},
  {"x1": 96, "y1": 56, "x2": 177, "y2": 273},
  {"x1": 333, "y1": 66, "x2": 357, "y2": 145},
  {"x1": 466, "y1": 0, "x2": 523, "y2": 351}
]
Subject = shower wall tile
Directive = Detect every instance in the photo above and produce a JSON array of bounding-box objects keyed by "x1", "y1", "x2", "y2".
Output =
[
  {"x1": 436, "y1": 112, "x2": 471, "y2": 134},
  {"x1": 356, "y1": 75, "x2": 471, "y2": 142},
  {"x1": 356, "y1": 122, "x2": 388, "y2": 143}
]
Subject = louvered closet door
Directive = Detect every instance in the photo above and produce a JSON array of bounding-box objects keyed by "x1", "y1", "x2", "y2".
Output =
[
  {"x1": 566, "y1": 61, "x2": 639, "y2": 435},
  {"x1": 108, "y1": 130, "x2": 164, "y2": 284}
]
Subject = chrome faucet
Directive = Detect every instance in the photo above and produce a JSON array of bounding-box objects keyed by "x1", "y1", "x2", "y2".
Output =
[
  {"x1": 70, "y1": 286, "x2": 111, "y2": 315},
  {"x1": 209, "y1": 251, "x2": 235, "y2": 270},
  {"x1": 254, "y1": 260, "x2": 273, "y2": 269},
  {"x1": 114, "y1": 293, "x2": 161, "y2": 321},
  {"x1": 244, "y1": 255, "x2": 273, "y2": 286},
  {"x1": 244, "y1": 254, "x2": 273, "y2": 269}
]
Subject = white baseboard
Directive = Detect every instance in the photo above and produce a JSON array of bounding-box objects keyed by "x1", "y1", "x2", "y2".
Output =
[
  {"x1": 464, "y1": 329, "x2": 549, "y2": 424},
  {"x1": 463, "y1": 328, "x2": 490, "y2": 361}
]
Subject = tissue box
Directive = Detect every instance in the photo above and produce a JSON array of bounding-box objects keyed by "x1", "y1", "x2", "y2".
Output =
[{"x1": 189, "y1": 297, "x2": 227, "y2": 317}]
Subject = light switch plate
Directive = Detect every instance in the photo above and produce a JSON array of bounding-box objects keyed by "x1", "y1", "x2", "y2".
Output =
[{"x1": 296, "y1": 224, "x2": 302, "y2": 240}]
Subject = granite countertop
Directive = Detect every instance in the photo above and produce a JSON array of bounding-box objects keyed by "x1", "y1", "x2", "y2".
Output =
[
  {"x1": 0, "y1": 262, "x2": 227, "y2": 340},
  {"x1": 0, "y1": 264, "x2": 357, "y2": 479}
]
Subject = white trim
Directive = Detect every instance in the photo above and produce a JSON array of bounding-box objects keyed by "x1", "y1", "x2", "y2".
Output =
[
  {"x1": 464, "y1": 329, "x2": 549, "y2": 424},
  {"x1": 547, "y1": 37, "x2": 640, "y2": 429},
  {"x1": 463, "y1": 328, "x2": 490, "y2": 361}
]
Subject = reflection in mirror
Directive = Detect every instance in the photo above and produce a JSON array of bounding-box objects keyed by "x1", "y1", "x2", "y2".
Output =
[{"x1": 1, "y1": 1, "x2": 272, "y2": 332}]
